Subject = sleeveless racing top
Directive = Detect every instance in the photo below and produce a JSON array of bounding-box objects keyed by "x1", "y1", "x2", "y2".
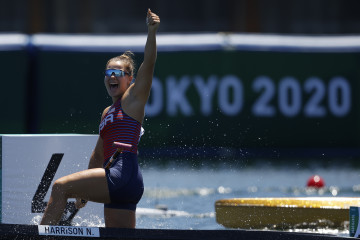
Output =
[{"x1": 99, "y1": 99, "x2": 142, "y2": 161}]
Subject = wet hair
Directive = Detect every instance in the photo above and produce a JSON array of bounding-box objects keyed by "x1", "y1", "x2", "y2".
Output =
[{"x1": 105, "y1": 51, "x2": 136, "y2": 76}]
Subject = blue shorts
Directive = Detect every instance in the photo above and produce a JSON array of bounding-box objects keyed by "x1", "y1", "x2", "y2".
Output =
[{"x1": 103, "y1": 152, "x2": 144, "y2": 211}]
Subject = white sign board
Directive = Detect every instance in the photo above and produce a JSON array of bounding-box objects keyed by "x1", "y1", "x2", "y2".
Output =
[
  {"x1": 0, "y1": 134, "x2": 104, "y2": 225},
  {"x1": 38, "y1": 225, "x2": 100, "y2": 237}
]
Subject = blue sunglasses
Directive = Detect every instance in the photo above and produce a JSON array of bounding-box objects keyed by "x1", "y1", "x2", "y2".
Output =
[{"x1": 105, "y1": 69, "x2": 130, "y2": 77}]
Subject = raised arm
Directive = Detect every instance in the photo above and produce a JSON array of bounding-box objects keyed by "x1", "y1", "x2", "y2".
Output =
[{"x1": 131, "y1": 9, "x2": 160, "y2": 103}]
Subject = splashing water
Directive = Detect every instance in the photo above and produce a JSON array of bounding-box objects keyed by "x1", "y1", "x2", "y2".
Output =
[{"x1": 9, "y1": 164, "x2": 360, "y2": 237}]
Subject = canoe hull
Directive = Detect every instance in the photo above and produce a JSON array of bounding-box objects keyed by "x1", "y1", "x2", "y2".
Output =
[{"x1": 215, "y1": 197, "x2": 360, "y2": 229}]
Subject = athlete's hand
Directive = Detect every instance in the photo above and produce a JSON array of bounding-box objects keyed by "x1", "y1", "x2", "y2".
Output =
[
  {"x1": 75, "y1": 198, "x2": 87, "y2": 209},
  {"x1": 146, "y1": 9, "x2": 160, "y2": 32}
]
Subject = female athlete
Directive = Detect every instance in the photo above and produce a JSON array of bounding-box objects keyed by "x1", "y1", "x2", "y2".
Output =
[{"x1": 41, "y1": 9, "x2": 160, "y2": 228}]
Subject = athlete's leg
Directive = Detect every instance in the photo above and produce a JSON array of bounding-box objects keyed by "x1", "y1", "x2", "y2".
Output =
[
  {"x1": 104, "y1": 208, "x2": 136, "y2": 228},
  {"x1": 40, "y1": 168, "x2": 110, "y2": 225}
]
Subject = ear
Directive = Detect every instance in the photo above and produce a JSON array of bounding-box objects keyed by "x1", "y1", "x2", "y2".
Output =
[{"x1": 127, "y1": 76, "x2": 133, "y2": 85}]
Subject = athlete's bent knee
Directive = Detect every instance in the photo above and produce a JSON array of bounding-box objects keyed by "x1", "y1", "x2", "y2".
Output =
[{"x1": 51, "y1": 178, "x2": 70, "y2": 198}]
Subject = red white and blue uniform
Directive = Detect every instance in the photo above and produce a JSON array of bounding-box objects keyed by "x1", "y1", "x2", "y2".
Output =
[{"x1": 99, "y1": 98, "x2": 144, "y2": 211}]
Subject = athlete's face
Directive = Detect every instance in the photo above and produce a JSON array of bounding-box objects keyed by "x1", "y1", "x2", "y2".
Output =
[{"x1": 104, "y1": 60, "x2": 133, "y2": 101}]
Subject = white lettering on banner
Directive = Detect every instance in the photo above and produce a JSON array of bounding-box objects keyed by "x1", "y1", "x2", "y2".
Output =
[
  {"x1": 278, "y1": 76, "x2": 301, "y2": 117},
  {"x1": 194, "y1": 75, "x2": 217, "y2": 116},
  {"x1": 304, "y1": 77, "x2": 326, "y2": 117},
  {"x1": 38, "y1": 225, "x2": 100, "y2": 237},
  {"x1": 218, "y1": 75, "x2": 243, "y2": 116},
  {"x1": 328, "y1": 76, "x2": 351, "y2": 117},
  {"x1": 252, "y1": 76, "x2": 276, "y2": 117},
  {"x1": 145, "y1": 75, "x2": 352, "y2": 118},
  {"x1": 167, "y1": 76, "x2": 193, "y2": 116}
]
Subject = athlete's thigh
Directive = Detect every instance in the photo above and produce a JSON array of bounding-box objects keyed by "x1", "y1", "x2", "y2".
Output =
[
  {"x1": 104, "y1": 207, "x2": 136, "y2": 228},
  {"x1": 56, "y1": 168, "x2": 111, "y2": 203}
]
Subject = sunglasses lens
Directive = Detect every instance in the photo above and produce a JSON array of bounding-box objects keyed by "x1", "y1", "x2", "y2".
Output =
[
  {"x1": 105, "y1": 69, "x2": 113, "y2": 76},
  {"x1": 105, "y1": 69, "x2": 126, "y2": 77}
]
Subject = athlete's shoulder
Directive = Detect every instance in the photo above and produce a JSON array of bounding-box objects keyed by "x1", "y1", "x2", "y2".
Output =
[{"x1": 101, "y1": 106, "x2": 111, "y2": 119}]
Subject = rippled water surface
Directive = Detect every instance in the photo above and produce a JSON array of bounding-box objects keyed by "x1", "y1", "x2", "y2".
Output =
[{"x1": 29, "y1": 159, "x2": 360, "y2": 237}]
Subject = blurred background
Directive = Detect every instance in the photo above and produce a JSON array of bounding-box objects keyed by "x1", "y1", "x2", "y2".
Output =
[
  {"x1": 1, "y1": 0, "x2": 360, "y2": 160},
  {"x1": 2, "y1": 0, "x2": 360, "y2": 34},
  {"x1": 2, "y1": 2, "x2": 360, "y2": 233}
]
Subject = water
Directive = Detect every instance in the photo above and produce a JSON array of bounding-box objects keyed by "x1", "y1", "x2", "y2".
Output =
[{"x1": 29, "y1": 159, "x2": 360, "y2": 237}]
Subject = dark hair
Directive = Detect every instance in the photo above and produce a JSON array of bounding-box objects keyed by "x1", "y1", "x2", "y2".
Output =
[{"x1": 105, "y1": 51, "x2": 135, "y2": 76}]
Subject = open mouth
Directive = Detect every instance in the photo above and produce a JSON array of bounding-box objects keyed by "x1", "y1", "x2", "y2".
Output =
[{"x1": 109, "y1": 83, "x2": 119, "y2": 90}]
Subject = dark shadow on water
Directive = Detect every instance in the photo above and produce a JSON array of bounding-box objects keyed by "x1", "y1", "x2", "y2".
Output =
[
  {"x1": 139, "y1": 155, "x2": 360, "y2": 171},
  {"x1": 137, "y1": 146, "x2": 360, "y2": 170}
]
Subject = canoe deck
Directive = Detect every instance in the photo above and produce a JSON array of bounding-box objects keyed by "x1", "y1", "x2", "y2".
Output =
[{"x1": 215, "y1": 197, "x2": 360, "y2": 229}]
